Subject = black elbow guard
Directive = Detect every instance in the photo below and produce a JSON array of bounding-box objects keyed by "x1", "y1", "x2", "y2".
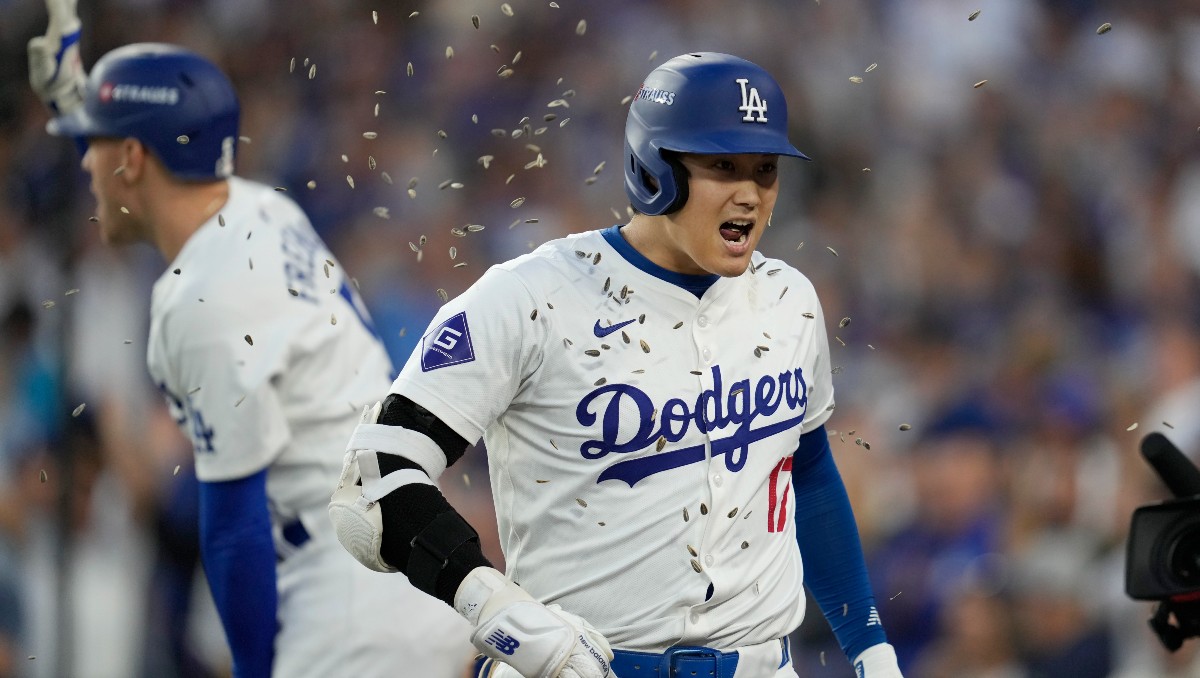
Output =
[
  {"x1": 377, "y1": 454, "x2": 492, "y2": 605},
  {"x1": 379, "y1": 393, "x2": 471, "y2": 467}
]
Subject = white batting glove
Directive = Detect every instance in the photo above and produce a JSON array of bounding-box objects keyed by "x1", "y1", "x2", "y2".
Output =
[
  {"x1": 27, "y1": 0, "x2": 86, "y2": 115},
  {"x1": 456, "y1": 567, "x2": 616, "y2": 678},
  {"x1": 853, "y1": 643, "x2": 903, "y2": 677}
]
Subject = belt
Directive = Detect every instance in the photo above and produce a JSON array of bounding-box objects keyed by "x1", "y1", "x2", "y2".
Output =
[
  {"x1": 610, "y1": 637, "x2": 790, "y2": 678},
  {"x1": 275, "y1": 517, "x2": 312, "y2": 562}
]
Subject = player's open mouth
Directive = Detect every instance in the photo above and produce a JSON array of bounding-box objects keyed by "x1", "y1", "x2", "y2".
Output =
[{"x1": 719, "y1": 220, "x2": 753, "y2": 245}]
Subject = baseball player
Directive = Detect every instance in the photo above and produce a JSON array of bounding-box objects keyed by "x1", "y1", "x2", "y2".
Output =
[
  {"x1": 329, "y1": 53, "x2": 904, "y2": 678},
  {"x1": 28, "y1": 5, "x2": 473, "y2": 676}
]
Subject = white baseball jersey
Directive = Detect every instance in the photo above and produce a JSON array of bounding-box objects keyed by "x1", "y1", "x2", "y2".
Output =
[
  {"x1": 146, "y1": 176, "x2": 472, "y2": 677},
  {"x1": 392, "y1": 226, "x2": 834, "y2": 653}
]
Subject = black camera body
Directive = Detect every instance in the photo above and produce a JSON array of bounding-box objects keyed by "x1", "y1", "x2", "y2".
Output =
[
  {"x1": 1126, "y1": 433, "x2": 1200, "y2": 651},
  {"x1": 1127, "y1": 497, "x2": 1200, "y2": 600}
]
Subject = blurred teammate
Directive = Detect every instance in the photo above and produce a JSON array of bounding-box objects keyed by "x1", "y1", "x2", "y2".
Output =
[
  {"x1": 329, "y1": 53, "x2": 904, "y2": 677},
  {"x1": 28, "y1": 3, "x2": 473, "y2": 676}
]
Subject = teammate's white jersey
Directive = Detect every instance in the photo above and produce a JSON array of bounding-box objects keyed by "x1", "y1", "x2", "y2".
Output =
[
  {"x1": 392, "y1": 226, "x2": 834, "y2": 653},
  {"x1": 146, "y1": 176, "x2": 472, "y2": 677}
]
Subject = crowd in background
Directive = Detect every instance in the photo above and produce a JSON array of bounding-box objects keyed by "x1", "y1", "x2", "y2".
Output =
[{"x1": 1, "y1": 0, "x2": 1199, "y2": 676}]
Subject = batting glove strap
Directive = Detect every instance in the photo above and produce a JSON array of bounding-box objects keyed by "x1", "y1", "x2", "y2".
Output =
[
  {"x1": 456, "y1": 567, "x2": 614, "y2": 678},
  {"x1": 853, "y1": 643, "x2": 902, "y2": 678}
]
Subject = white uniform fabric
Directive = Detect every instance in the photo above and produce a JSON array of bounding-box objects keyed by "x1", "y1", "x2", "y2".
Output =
[
  {"x1": 393, "y1": 228, "x2": 834, "y2": 653},
  {"x1": 146, "y1": 176, "x2": 472, "y2": 677}
]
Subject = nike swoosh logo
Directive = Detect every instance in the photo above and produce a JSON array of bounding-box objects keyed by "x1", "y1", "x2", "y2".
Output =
[{"x1": 593, "y1": 318, "x2": 636, "y2": 338}]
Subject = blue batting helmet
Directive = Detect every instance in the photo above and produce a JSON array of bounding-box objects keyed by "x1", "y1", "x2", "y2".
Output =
[
  {"x1": 624, "y1": 52, "x2": 810, "y2": 216},
  {"x1": 48, "y1": 43, "x2": 239, "y2": 181}
]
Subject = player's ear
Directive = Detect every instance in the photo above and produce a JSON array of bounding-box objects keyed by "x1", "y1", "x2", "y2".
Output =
[{"x1": 117, "y1": 137, "x2": 147, "y2": 182}]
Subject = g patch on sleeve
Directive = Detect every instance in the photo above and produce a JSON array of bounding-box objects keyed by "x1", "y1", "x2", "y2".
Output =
[{"x1": 421, "y1": 312, "x2": 475, "y2": 371}]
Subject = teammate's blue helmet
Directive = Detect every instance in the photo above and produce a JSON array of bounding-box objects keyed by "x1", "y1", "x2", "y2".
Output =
[
  {"x1": 624, "y1": 52, "x2": 810, "y2": 216},
  {"x1": 48, "y1": 43, "x2": 238, "y2": 181}
]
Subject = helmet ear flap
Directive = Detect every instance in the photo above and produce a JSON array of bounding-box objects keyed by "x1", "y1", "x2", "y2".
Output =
[{"x1": 661, "y1": 152, "x2": 690, "y2": 215}]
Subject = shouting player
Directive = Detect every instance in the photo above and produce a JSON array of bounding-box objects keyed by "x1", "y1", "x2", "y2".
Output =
[
  {"x1": 28, "y1": 4, "x2": 473, "y2": 677},
  {"x1": 329, "y1": 53, "x2": 904, "y2": 677}
]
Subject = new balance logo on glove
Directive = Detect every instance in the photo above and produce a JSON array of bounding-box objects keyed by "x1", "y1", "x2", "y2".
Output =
[{"x1": 485, "y1": 630, "x2": 521, "y2": 656}]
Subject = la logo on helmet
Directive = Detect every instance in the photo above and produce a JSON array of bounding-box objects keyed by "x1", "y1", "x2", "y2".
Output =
[{"x1": 736, "y1": 78, "x2": 768, "y2": 123}]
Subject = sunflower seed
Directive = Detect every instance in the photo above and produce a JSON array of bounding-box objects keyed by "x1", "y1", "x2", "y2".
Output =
[
  {"x1": 330, "y1": 314, "x2": 337, "y2": 325},
  {"x1": 691, "y1": 559, "x2": 702, "y2": 573},
  {"x1": 640, "y1": 339, "x2": 650, "y2": 353},
  {"x1": 700, "y1": 503, "x2": 708, "y2": 515},
  {"x1": 471, "y1": 14, "x2": 480, "y2": 29},
  {"x1": 802, "y1": 312, "x2": 814, "y2": 319},
  {"x1": 72, "y1": 403, "x2": 86, "y2": 417},
  {"x1": 1097, "y1": 22, "x2": 1112, "y2": 34},
  {"x1": 575, "y1": 19, "x2": 587, "y2": 35},
  {"x1": 973, "y1": 80, "x2": 988, "y2": 89},
  {"x1": 727, "y1": 507, "x2": 738, "y2": 518},
  {"x1": 594, "y1": 377, "x2": 606, "y2": 386},
  {"x1": 576, "y1": 497, "x2": 587, "y2": 508},
  {"x1": 683, "y1": 507, "x2": 689, "y2": 522},
  {"x1": 500, "y1": 3, "x2": 513, "y2": 16},
  {"x1": 656, "y1": 436, "x2": 666, "y2": 452},
  {"x1": 688, "y1": 545, "x2": 698, "y2": 557},
  {"x1": 584, "y1": 349, "x2": 601, "y2": 357},
  {"x1": 839, "y1": 317, "x2": 851, "y2": 328},
  {"x1": 899, "y1": 423, "x2": 912, "y2": 431},
  {"x1": 437, "y1": 289, "x2": 449, "y2": 302},
  {"x1": 849, "y1": 76, "x2": 863, "y2": 84},
  {"x1": 511, "y1": 197, "x2": 526, "y2": 208},
  {"x1": 39, "y1": 470, "x2": 47, "y2": 483},
  {"x1": 674, "y1": 321, "x2": 684, "y2": 329},
  {"x1": 593, "y1": 252, "x2": 602, "y2": 265},
  {"x1": 779, "y1": 287, "x2": 789, "y2": 300},
  {"x1": 245, "y1": 335, "x2": 254, "y2": 345}
]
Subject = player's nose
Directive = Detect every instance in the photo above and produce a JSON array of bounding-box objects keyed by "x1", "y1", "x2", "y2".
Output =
[{"x1": 731, "y1": 178, "x2": 761, "y2": 209}]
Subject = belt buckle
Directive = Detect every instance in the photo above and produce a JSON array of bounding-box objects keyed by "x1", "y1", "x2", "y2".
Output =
[{"x1": 659, "y1": 645, "x2": 723, "y2": 678}]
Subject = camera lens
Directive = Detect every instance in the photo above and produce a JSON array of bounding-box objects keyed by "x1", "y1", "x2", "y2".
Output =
[{"x1": 1168, "y1": 524, "x2": 1200, "y2": 587}]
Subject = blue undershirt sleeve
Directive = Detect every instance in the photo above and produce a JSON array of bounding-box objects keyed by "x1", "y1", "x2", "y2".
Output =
[
  {"x1": 792, "y1": 425, "x2": 888, "y2": 662},
  {"x1": 199, "y1": 469, "x2": 278, "y2": 678}
]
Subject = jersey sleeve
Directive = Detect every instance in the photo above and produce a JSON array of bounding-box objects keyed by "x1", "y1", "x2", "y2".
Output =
[
  {"x1": 156, "y1": 296, "x2": 291, "y2": 482},
  {"x1": 390, "y1": 266, "x2": 545, "y2": 443}
]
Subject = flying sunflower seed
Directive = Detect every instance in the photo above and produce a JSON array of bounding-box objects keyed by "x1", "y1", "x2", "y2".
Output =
[
  {"x1": 177, "y1": 135, "x2": 190, "y2": 144},
  {"x1": 779, "y1": 286, "x2": 789, "y2": 299},
  {"x1": 683, "y1": 507, "x2": 690, "y2": 522},
  {"x1": 289, "y1": 57, "x2": 295, "y2": 73},
  {"x1": 688, "y1": 545, "x2": 698, "y2": 557},
  {"x1": 372, "y1": 10, "x2": 377, "y2": 24},
  {"x1": 640, "y1": 339, "x2": 650, "y2": 353},
  {"x1": 471, "y1": 14, "x2": 480, "y2": 29},
  {"x1": 594, "y1": 377, "x2": 607, "y2": 386},
  {"x1": 728, "y1": 507, "x2": 738, "y2": 518},
  {"x1": 674, "y1": 321, "x2": 684, "y2": 329},
  {"x1": 40, "y1": 470, "x2": 47, "y2": 483},
  {"x1": 700, "y1": 503, "x2": 708, "y2": 515},
  {"x1": 530, "y1": 309, "x2": 538, "y2": 321},
  {"x1": 969, "y1": 9, "x2": 981, "y2": 20},
  {"x1": 511, "y1": 197, "x2": 526, "y2": 208},
  {"x1": 308, "y1": 64, "x2": 316, "y2": 79},
  {"x1": 1127, "y1": 422, "x2": 1139, "y2": 431},
  {"x1": 802, "y1": 312, "x2": 814, "y2": 319},
  {"x1": 754, "y1": 348, "x2": 762, "y2": 358},
  {"x1": 576, "y1": 19, "x2": 587, "y2": 35},
  {"x1": 849, "y1": 76, "x2": 863, "y2": 84},
  {"x1": 866, "y1": 63, "x2": 878, "y2": 73},
  {"x1": 621, "y1": 331, "x2": 630, "y2": 344},
  {"x1": 584, "y1": 349, "x2": 601, "y2": 357},
  {"x1": 839, "y1": 317, "x2": 851, "y2": 328},
  {"x1": 407, "y1": 62, "x2": 414, "y2": 76},
  {"x1": 330, "y1": 314, "x2": 337, "y2": 325},
  {"x1": 1097, "y1": 22, "x2": 1112, "y2": 34},
  {"x1": 346, "y1": 175, "x2": 356, "y2": 188},
  {"x1": 500, "y1": 3, "x2": 514, "y2": 16},
  {"x1": 656, "y1": 436, "x2": 666, "y2": 452},
  {"x1": 899, "y1": 423, "x2": 912, "y2": 431},
  {"x1": 245, "y1": 334, "x2": 254, "y2": 346},
  {"x1": 576, "y1": 498, "x2": 587, "y2": 508},
  {"x1": 691, "y1": 559, "x2": 702, "y2": 573},
  {"x1": 973, "y1": 79, "x2": 988, "y2": 89},
  {"x1": 72, "y1": 403, "x2": 86, "y2": 417},
  {"x1": 437, "y1": 289, "x2": 449, "y2": 302}
]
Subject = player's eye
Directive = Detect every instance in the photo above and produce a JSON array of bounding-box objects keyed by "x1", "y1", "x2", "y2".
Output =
[{"x1": 712, "y1": 158, "x2": 736, "y2": 172}]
